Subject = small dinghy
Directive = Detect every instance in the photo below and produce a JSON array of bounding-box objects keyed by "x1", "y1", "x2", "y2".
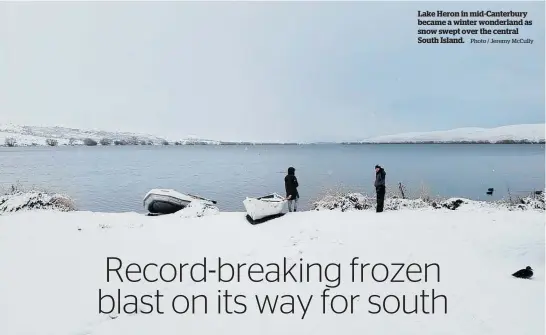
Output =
[
  {"x1": 143, "y1": 189, "x2": 216, "y2": 215},
  {"x1": 243, "y1": 193, "x2": 288, "y2": 224}
]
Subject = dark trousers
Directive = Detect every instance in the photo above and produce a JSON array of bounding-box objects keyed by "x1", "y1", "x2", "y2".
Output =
[{"x1": 376, "y1": 186, "x2": 385, "y2": 212}]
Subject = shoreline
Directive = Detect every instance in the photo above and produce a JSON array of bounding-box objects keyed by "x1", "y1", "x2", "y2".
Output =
[
  {"x1": 1, "y1": 141, "x2": 545, "y2": 148},
  {"x1": 2, "y1": 123, "x2": 544, "y2": 147},
  {"x1": 0, "y1": 189, "x2": 544, "y2": 217}
]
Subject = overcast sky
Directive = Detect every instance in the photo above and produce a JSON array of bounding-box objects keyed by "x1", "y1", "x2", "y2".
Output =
[{"x1": 1, "y1": 1, "x2": 544, "y2": 142}]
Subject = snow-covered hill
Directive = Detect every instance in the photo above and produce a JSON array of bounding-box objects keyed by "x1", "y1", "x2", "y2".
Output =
[
  {"x1": 358, "y1": 124, "x2": 545, "y2": 144},
  {"x1": 0, "y1": 123, "x2": 220, "y2": 146},
  {"x1": 1, "y1": 123, "x2": 544, "y2": 147}
]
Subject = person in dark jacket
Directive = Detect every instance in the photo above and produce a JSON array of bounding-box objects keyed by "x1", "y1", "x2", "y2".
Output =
[
  {"x1": 284, "y1": 166, "x2": 299, "y2": 212},
  {"x1": 374, "y1": 165, "x2": 386, "y2": 212}
]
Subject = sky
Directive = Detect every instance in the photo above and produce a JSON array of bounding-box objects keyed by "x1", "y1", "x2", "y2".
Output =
[{"x1": 1, "y1": 1, "x2": 544, "y2": 142}]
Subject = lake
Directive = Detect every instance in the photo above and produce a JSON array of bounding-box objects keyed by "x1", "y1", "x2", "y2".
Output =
[{"x1": 0, "y1": 144, "x2": 544, "y2": 213}]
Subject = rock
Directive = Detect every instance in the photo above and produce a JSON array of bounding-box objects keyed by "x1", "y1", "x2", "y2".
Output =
[{"x1": 441, "y1": 199, "x2": 465, "y2": 210}]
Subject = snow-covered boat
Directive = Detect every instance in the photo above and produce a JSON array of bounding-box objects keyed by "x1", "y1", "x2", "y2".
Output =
[
  {"x1": 143, "y1": 189, "x2": 216, "y2": 215},
  {"x1": 243, "y1": 193, "x2": 289, "y2": 222}
]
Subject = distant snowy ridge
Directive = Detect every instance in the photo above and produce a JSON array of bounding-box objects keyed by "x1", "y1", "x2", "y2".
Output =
[
  {"x1": 0, "y1": 123, "x2": 297, "y2": 146},
  {"x1": 1, "y1": 123, "x2": 544, "y2": 147},
  {"x1": 0, "y1": 123, "x2": 219, "y2": 147},
  {"x1": 356, "y1": 124, "x2": 545, "y2": 144}
]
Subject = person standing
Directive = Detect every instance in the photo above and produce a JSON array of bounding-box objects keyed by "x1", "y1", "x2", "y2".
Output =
[
  {"x1": 284, "y1": 166, "x2": 299, "y2": 212},
  {"x1": 374, "y1": 165, "x2": 386, "y2": 212}
]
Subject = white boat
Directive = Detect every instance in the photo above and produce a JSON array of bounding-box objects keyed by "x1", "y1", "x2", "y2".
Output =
[
  {"x1": 143, "y1": 189, "x2": 216, "y2": 215},
  {"x1": 243, "y1": 193, "x2": 289, "y2": 221}
]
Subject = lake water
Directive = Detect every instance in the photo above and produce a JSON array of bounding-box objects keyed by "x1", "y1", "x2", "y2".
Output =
[{"x1": 0, "y1": 144, "x2": 544, "y2": 213}]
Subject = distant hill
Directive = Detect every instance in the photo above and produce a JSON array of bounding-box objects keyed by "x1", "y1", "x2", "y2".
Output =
[
  {"x1": 350, "y1": 124, "x2": 545, "y2": 144},
  {"x1": 0, "y1": 123, "x2": 303, "y2": 146},
  {"x1": 1, "y1": 123, "x2": 544, "y2": 147},
  {"x1": 0, "y1": 123, "x2": 220, "y2": 147}
]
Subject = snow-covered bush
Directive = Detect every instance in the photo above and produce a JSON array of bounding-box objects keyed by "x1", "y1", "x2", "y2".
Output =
[
  {"x1": 385, "y1": 197, "x2": 431, "y2": 210},
  {"x1": 45, "y1": 138, "x2": 58, "y2": 146},
  {"x1": 312, "y1": 189, "x2": 545, "y2": 212},
  {"x1": 0, "y1": 187, "x2": 76, "y2": 214},
  {"x1": 83, "y1": 138, "x2": 98, "y2": 146},
  {"x1": 4, "y1": 137, "x2": 17, "y2": 147},
  {"x1": 503, "y1": 191, "x2": 545, "y2": 211},
  {"x1": 100, "y1": 138, "x2": 112, "y2": 146},
  {"x1": 312, "y1": 192, "x2": 372, "y2": 212},
  {"x1": 126, "y1": 136, "x2": 139, "y2": 145},
  {"x1": 312, "y1": 192, "x2": 431, "y2": 212}
]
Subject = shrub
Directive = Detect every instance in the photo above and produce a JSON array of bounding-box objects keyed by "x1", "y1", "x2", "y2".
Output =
[
  {"x1": 83, "y1": 138, "x2": 98, "y2": 146},
  {"x1": 45, "y1": 138, "x2": 58, "y2": 146},
  {"x1": 126, "y1": 136, "x2": 139, "y2": 145},
  {"x1": 100, "y1": 138, "x2": 112, "y2": 146},
  {"x1": 4, "y1": 137, "x2": 17, "y2": 147}
]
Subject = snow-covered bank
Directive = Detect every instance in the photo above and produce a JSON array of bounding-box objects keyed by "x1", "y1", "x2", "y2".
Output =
[
  {"x1": 0, "y1": 189, "x2": 222, "y2": 218},
  {"x1": 1, "y1": 188, "x2": 543, "y2": 217},
  {"x1": 312, "y1": 191, "x2": 545, "y2": 212},
  {"x1": 0, "y1": 206, "x2": 544, "y2": 335}
]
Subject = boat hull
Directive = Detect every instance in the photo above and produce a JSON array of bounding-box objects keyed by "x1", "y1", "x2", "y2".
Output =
[
  {"x1": 146, "y1": 199, "x2": 189, "y2": 214},
  {"x1": 243, "y1": 193, "x2": 289, "y2": 221},
  {"x1": 143, "y1": 189, "x2": 214, "y2": 215}
]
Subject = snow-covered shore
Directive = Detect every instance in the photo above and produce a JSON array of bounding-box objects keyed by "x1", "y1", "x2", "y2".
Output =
[
  {"x1": 311, "y1": 191, "x2": 545, "y2": 212},
  {"x1": 1, "y1": 188, "x2": 543, "y2": 215},
  {"x1": 0, "y1": 198, "x2": 544, "y2": 335}
]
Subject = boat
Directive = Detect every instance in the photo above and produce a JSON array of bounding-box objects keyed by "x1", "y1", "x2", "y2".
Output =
[
  {"x1": 243, "y1": 193, "x2": 289, "y2": 222},
  {"x1": 143, "y1": 189, "x2": 216, "y2": 215}
]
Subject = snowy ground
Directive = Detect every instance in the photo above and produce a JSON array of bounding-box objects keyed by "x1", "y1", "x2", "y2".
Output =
[{"x1": 0, "y1": 204, "x2": 543, "y2": 335}]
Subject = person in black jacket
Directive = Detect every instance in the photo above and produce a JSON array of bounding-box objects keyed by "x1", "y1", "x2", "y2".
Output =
[
  {"x1": 284, "y1": 166, "x2": 299, "y2": 212},
  {"x1": 374, "y1": 165, "x2": 386, "y2": 212}
]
